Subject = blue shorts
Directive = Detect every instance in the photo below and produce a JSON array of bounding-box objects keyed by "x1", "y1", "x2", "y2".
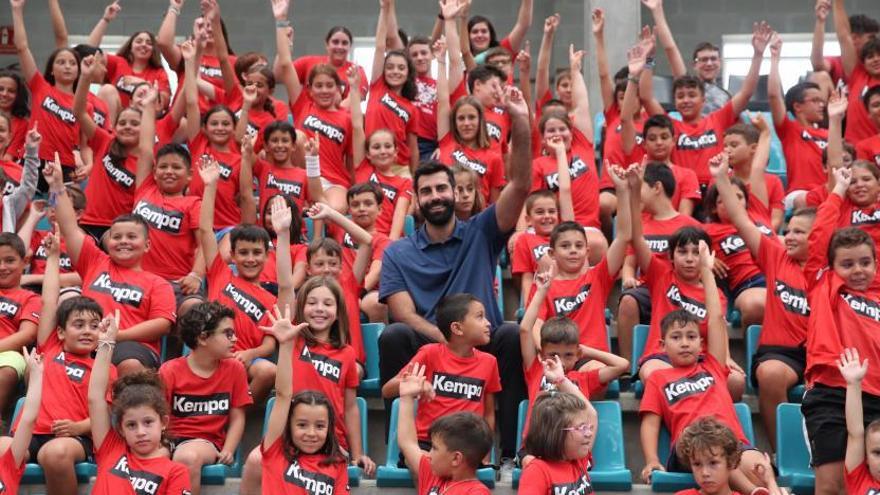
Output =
[{"x1": 731, "y1": 274, "x2": 766, "y2": 301}]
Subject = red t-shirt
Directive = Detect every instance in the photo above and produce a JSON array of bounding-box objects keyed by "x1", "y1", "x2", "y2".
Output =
[
  {"x1": 437, "y1": 135, "x2": 506, "y2": 203},
  {"x1": 28, "y1": 73, "x2": 81, "y2": 165},
  {"x1": 537, "y1": 258, "x2": 615, "y2": 351},
  {"x1": 291, "y1": 339, "x2": 359, "y2": 451},
  {"x1": 642, "y1": 255, "x2": 728, "y2": 360},
  {"x1": 805, "y1": 185, "x2": 830, "y2": 207},
  {"x1": 417, "y1": 454, "x2": 489, "y2": 495},
  {"x1": 259, "y1": 243, "x2": 307, "y2": 288},
  {"x1": 260, "y1": 438, "x2": 350, "y2": 495},
  {"x1": 757, "y1": 173, "x2": 786, "y2": 214},
  {"x1": 400, "y1": 344, "x2": 501, "y2": 442},
  {"x1": 89, "y1": 92, "x2": 111, "y2": 131},
  {"x1": 413, "y1": 75, "x2": 438, "y2": 141},
  {"x1": 154, "y1": 113, "x2": 179, "y2": 149},
  {"x1": 845, "y1": 461, "x2": 880, "y2": 495},
  {"x1": 832, "y1": 196, "x2": 880, "y2": 251},
  {"x1": 522, "y1": 358, "x2": 602, "y2": 442},
  {"x1": 224, "y1": 85, "x2": 290, "y2": 147},
  {"x1": 0, "y1": 450, "x2": 24, "y2": 495},
  {"x1": 254, "y1": 160, "x2": 310, "y2": 215},
  {"x1": 755, "y1": 237, "x2": 809, "y2": 348},
  {"x1": 676, "y1": 490, "x2": 742, "y2": 495},
  {"x1": 354, "y1": 163, "x2": 413, "y2": 236},
  {"x1": 511, "y1": 232, "x2": 550, "y2": 276},
  {"x1": 293, "y1": 55, "x2": 368, "y2": 98},
  {"x1": 192, "y1": 54, "x2": 239, "y2": 114},
  {"x1": 92, "y1": 429, "x2": 191, "y2": 495},
  {"x1": 6, "y1": 115, "x2": 28, "y2": 160},
  {"x1": 160, "y1": 357, "x2": 253, "y2": 450},
  {"x1": 640, "y1": 353, "x2": 748, "y2": 445},
  {"x1": 29, "y1": 230, "x2": 74, "y2": 275},
  {"x1": 531, "y1": 129, "x2": 599, "y2": 228},
  {"x1": 703, "y1": 220, "x2": 767, "y2": 290},
  {"x1": 104, "y1": 55, "x2": 171, "y2": 109},
  {"x1": 671, "y1": 102, "x2": 737, "y2": 185},
  {"x1": 365, "y1": 78, "x2": 419, "y2": 166},
  {"x1": 187, "y1": 133, "x2": 242, "y2": 229},
  {"x1": 844, "y1": 65, "x2": 880, "y2": 144},
  {"x1": 633, "y1": 213, "x2": 702, "y2": 258},
  {"x1": 291, "y1": 92, "x2": 353, "y2": 188},
  {"x1": 134, "y1": 176, "x2": 202, "y2": 281},
  {"x1": 483, "y1": 105, "x2": 511, "y2": 156},
  {"x1": 206, "y1": 256, "x2": 276, "y2": 352},
  {"x1": 81, "y1": 127, "x2": 139, "y2": 226},
  {"x1": 602, "y1": 115, "x2": 644, "y2": 171},
  {"x1": 518, "y1": 456, "x2": 592, "y2": 495},
  {"x1": 1, "y1": 160, "x2": 21, "y2": 196},
  {"x1": 775, "y1": 117, "x2": 828, "y2": 192},
  {"x1": 0, "y1": 286, "x2": 40, "y2": 339},
  {"x1": 857, "y1": 134, "x2": 880, "y2": 166},
  {"x1": 77, "y1": 237, "x2": 176, "y2": 356}
]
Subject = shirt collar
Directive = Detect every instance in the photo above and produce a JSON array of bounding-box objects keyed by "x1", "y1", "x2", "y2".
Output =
[{"x1": 414, "y1": 219, "x2": 465, "y2": 249}]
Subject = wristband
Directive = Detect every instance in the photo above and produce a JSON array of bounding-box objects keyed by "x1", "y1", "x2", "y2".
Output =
[
  {"x1": 552, "y1": 375, "x2": 567, "y2": 386},
  {"x1": 627, "y1": 75, "x2": 640, "y2": 84},
  {"x1": 305, "y1": 155, "x2": 321, "y2": 178},
  {"x1": 97, "y1": 340, "x2": 116, "y2": 352},
  {"x1": 276, "y1": 19, "x2": 291, "y2": 28},
  {"x1": 168, "y1": 6, "x2": 181, "y2": 16}
]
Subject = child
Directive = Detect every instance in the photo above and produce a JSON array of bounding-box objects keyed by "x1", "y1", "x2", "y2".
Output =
[
  {"x1": 187, "y1": 104, "x2": 243, "y2": 230},
  {"x1": 674, "y1": 417, "x2": 783, "y2": 495},
  {"x1": 838, "y1": 348, "x2": 880, "y2": 494},
  {"x1": 159, "y1": 301, "x2": 252, "y2": 494},
  {"x1": 0, "y1": 118, "x2": 40, "y2": 232},
  {"x1": 0, "y1": 232, "x2": 40, "y2": 409},
  {"x1": 511, "y1": 190, "x2": 560, "y2": 301},
  {"x1": 397, "y1": 362, "x2": 492, "y2": 495},
  {"x1": 198, "y1": 156, "x2": 277, "y2": 403},
  {"x1": 49, "y1": 155, "x2": 176, "y2": 377},
  {"x1": 382, "y1": 293, "x2": 501, "y2": 463},
  {"x1": 18, "y1": 187, "x2": 85, "y2": 291},
  {"x1": 0, "y1": 348, "x2": 43, "y2": 495},
  {"x1": 452, "y1": 164, "x2": 484, "y2": 221},
  {"x1": 259, "y1": 304, "x2": 350, "y2": 495},
  {"x1": 856, "y1": 86, "x2": 880, "y2": 165},
  {"x1": 88, "y1": 311, "x2": 191, "y2": 494},
  {"x1": 639, "y1": 241, "x2": 777, "y2": 493}
]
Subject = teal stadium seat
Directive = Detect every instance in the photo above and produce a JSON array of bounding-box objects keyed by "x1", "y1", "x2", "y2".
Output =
[
  {"x1": 594, "y1": 112, "x2": 606, "y2": 158},
  {"x1": 495, "y1": 265, "x2": 504, "y2": 317},
  {"x1": 745, "y1": 325, "x2": 805, "y2": 401},
  {"x1": 650, "y1": 403, "x2": 754, "y2": 492},
  {"x1": 776, "y1": 403, "x2": 814, "y2": 495},
  {"x1": 263, "y1": 396, "x2": 368, "y2": 486},
  {"x1": 358, "y1": 323, "x2": 384, "y2": 397},
  {"x1": 404, "y1": 215, "x2": 415, "y2": 236},
  {"x1": 376, "y1": 399, "x2": 496, "y2": 488},
  {"x1": 631, "y1": 324, "x2": 649, "y2": 398}
]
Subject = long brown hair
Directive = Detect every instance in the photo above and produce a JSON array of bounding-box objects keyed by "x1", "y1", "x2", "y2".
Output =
[
  {"x1": 116, "y1": 31, "x2": 163, "y2": 69},
  {"x1": 283, "y1": 391, "x2": 347, "y2": 465},
  {"x1": 294, "y1": 276, "x2": 350, "y2": 349}
]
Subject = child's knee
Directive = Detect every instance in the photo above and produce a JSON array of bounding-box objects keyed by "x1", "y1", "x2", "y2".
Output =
[
  {"x1": 250, "y1": 360, "x2": 277, "y2": 382},
  {"x1": 755, "y1": 360, "x2": 795, "y2": 388},
  {"x1": 37, "y1": 439, "x2": 80, "y2": 465},
  {"x1": 618, "y1": 295, "x2": 639, "y2": 319}
]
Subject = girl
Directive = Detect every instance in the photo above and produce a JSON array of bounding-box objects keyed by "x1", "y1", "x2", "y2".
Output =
[
  {"x1": 234, "y1": 67, "x2": 290, "y2": 149},
  {"x1": 531, "y1": 46, "x2": 607, "y2": 265},
  {"x1": 253, "y1": 195, "x2": 308, "y2": 295},
  {"x1": 435, "y1": 38, "x2": 505, "y2": 207},
  {"x1": 292, "y1": 25, "x2": 369, "y2": 101},
  {"x1": 518, "y1": 357, "x2": 597, "y2": 494},
  {"x1": 159, "y1": 302, "x2": 252, "y2": 495},
  {"x1": 0, "y1": 70, "x2": 30, "y2": 161},
  {"x1": 452, "y1": 164, "x2": 484, "y2": 221},
  {"x1": 88, "y1": 311, "x2": 191, "y2": 494},
  {"x1": 368, "y1": 1, "x2": 419, "y2": 172},
  {"x1": 11, "y1": 0, "x2": 83, "y2": 183},
  {"x1": 462, "y1": 0, "x2": 533, "y2": 67},
  {"x1": 73, "y1": 55, "x2": 142, "y2": 241},
  {"x1": 0, "y1": 113, "x2": 24, "y2": 196},
  {"x1": 187, "y1": 105, "x2": 243, "y2": 230},
  {"x1": 274, "y1": 0, "x2": 353, "y2": 214},
  {"x1": 349, "y1": 68, "x2": 412, "y2": 240},
  {"x1": 0, "y1": 348, "x2": 43, "y2": 495}
]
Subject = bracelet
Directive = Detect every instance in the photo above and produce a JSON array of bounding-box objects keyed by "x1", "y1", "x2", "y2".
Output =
[
  {"x1": 97, "y1": 340, "x2": 116, "y2": 352},
  {"x1": 168, "y1": 6, "x2": 181, "y2": 16},
  {"x1": 185, "y1": 272, "x2": 202, "y2": 281},
  {"x1": 276, "y1": 19, "x2": 291, "y2": 28},
  {"x1": 305, "y1": 155, "x2": 321, "y2": 178},
  {"x1": 627, "y1": 75, "x2": 640, "y2": 84},
  {"x1": 552, "y1": 375, "x2": 567, "y2": 386}
]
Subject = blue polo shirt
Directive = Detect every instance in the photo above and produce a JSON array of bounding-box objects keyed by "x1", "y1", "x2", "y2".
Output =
[{"x1": 379, "y1": 205, "x2": 509, "y2": 329}]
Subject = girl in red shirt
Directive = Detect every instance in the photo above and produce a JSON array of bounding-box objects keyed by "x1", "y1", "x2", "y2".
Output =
[
  {"x1": 0, "y1": 70, "x2": 30, "y2": 162},
  {"x1": 187, "y1": 106, "x2": 243, "y2": 229},
  {"x1": 233, "y1": 67, "x2": 290, "y2": 149},
  {"x1": 464, "y1": 0, "x2": 533, "y2": 65},
  {"x1": 89, "y1": 314, "x2": 190, "y2": 495},
  {"x1": 453, "y1": 164, "x2": 484, "y2": 221},
  {"x1": 0, "y1": 349, "x2": 42, "y2": 495},
  {"x1": 292, "y1": 25, "x2": 369, "y2": 100}
]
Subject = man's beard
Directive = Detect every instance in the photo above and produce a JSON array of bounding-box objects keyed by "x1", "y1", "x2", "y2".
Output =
[{"x1": 419, "y1": 197, "x2": 456, "y2": 225}]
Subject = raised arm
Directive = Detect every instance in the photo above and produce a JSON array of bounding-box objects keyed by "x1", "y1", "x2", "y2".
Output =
[
  {"x1": 834, "y1": 0, "x2": 857, "y2": 78},
  {"x1": 270, "y1": 199, "x2": 295, "y2": 306},
  {"x1": 385, "y1": 0, "x2": 405, "y2": 50},
  {"x1": 535, "y1": 14, "x2": 559, "y2": 110},
  {"x1": 136, "y1": 87, "x2": 159, "y2": 189},
  {"x1": 569, "y1": 45, "x2": 593, "y2": 137},
  {"x1": 494, "y1": 87, "x2": 532, "y2": 232},
  {"x1": 180, "y1": 38, "x2": 203, "y2": 142},
  {"x1": 272, "y1": 0, "x2": 302, "y2": 105},
  {"x1": 89, "y1": 311, "x2": 119, "y2": 449},
  {"x1": 261, "y1": 306, "x2": 308, "y2": 447},
  {"x1": 36, "y1": 229, "x2": 61, "y2": 347},
  {"x1": 74, "y1": 56, "x2": 102, "y2": 140},
  {"x1": 710, "y1": 153, "x2": 762, "y2": 258},
  {"x1": 622, "y1": 42, "x2": 649, "y2": 154},
  {"x1": 45, "y1": 154, "x2": 86, "y2": 264},
  {"x1": 701, "y1": 241, "x2": 728, "y2": 365},
  {"x1": 197, "y1": 156, "x2": 222, "y2": 267},
  {"x1": 628, "y1": 166, "x2": 653, "y2": 273},
  {"x1": 238, "y1": 137, "x2": 258, "y2": 225},
  {"x1": 580, "y1": 345, "x2": 630, "y2": 385},
  {"x1": 504, "y1": 0, "x2": 533, "y2": 54},
  {"x1": 516, "y1": 43, "x2": 533, "y2": 113},
  {"x1": 747, "y1": 114, "x2": 772, "y2": 209},
  {"x1": 827, "y1": 89, "x2": 848, "y2": 174},
  {"x1": 87, "y1": 1, "x2": 122, "y2": 47},
  {"x1": 371, "y1": 0, "x2": 391, "y2": 86},
  {"x1": 605, "y1": 163, "x2": 633, "y2": 276},
  {"x1": 641, "y1": 0, "x2": 687, "y2": 78},
  {"x1": 204, "y1": 0, "x2": 235, "y2": 93},
  {"x1": 398, "y1": 363, "x2": 431, "y2": 476},
  {"x1": 732, "y1": 22, "x2": 772, "y2": 115},
  {"x1": 434, "y1": 38, "x2": 452, "y2": 142},
  {"x1": 235, "y1": 86, "x2": 257, "y2": 145},
  {"x1": 442, "y1": 0, "x2": 466, "y2": 91},
  {"x1": 592, "y1": 9, "x2": 615, "y2": 110},
  {"x1": 839, "y1": 348, "x2": 869, "y2": 472},
  {"x1": 519, "y1": 266, "x2": 551, "y2": 368},
  {"x1": 768, "y1": 33, "x2": 786, "y2": 127},
  {"x1": 10, "y1": 0, "x2": 38, "y2": 82},
  {"x1": 11, "y1": 349, "x2": 42, "y2": 466},
  {"x1": 157, "y1": 0, "x2": 186, "y2": 69},
  {"x1": 348, "y1": 68, "x2": 366, "y2": 166},
  {"x1": 546, "y1": 137, "x2": 574, "y2": 220},
  {"x1": 48, "y1": 0, "x2": 68, "y2": 48},
  {"x1": 458, "y1": 0, "x2": 476, "y2": 71},
  {"x1": 811, "y1": 0, "x2": 833, "y2": 72}
]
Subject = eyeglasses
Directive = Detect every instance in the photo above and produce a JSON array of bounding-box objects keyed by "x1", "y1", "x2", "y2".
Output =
[
  {"x1": 695, "y1": 56, "x2": 720, "y2": 64},
  {"x1": 562, "y1": 423, "x2": 595, "y2": 436}
]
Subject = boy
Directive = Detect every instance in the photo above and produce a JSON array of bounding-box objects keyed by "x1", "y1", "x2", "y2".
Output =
[
  {"x1": 639, "y1": 241, "x2": 777, "y2": 493},
  {"x1": 18, "y1": 186, "x2": 85, "y2": 291},
  {"x1": 49, "y1": 157, "x2": 176, "y2": 377},
  {"x1": 453, "y1": 65, "x2": 509, "y2": 156},
  {"x1": 617, "y1": 162, "x2": 700, "y2": 364},
  {"x1": 674, "y1": 417, "x2": 783, "y2": 495},
  {"x1": 197, "y1": 156, "x2": 277, "y2": 403},
  {"x1": 398, "y1": 363, "x2": 492, "y2": 495},
  {"x1": 382, "y1": 293, "x2": 501, "y2": 464},
  {"x1": 723, "y1": 118, "x2": 785, "y2": 232},
  {"x1": 838, "y1": 348, "x2": 880, "y2": 495},
  {"x1": 511, "y1": 190, "x2": 560, "y2": 302},
  {"x1": 856, "y1": 85, "x2": 880, "y2": 165}
]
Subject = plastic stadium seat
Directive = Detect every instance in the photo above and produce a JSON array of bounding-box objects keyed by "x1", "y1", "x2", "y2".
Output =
[
  {"x1": 404, "y1": 215, "x2": 415, "y2": 236},
  {"x1": 10, "y1": 397, "x2": 96, "y2": 484},
  {"x1": 594, "y1": 112, "x2": 606, "y2": 156},
  {"x1": 631, "y1": 324, "x2": 649, "y2": 398},
  {"x1": 376, "y1": 399, "x2": 496, "y2": 488},
  {"x1": 358, "y1": 323, "x2": 384, "y2": 397},
  {"x1": 776, "y1": 403, "x2": 814, "y2": 495},
  {"x1": 495, "y1": 265, "x2": 504, "y2": 317},
  {"x1": 727, "y1": 308, "x2": 742, "y2": 329},
  {"x1": 650, "y1": 403, "x2": 755, "y2": 492},
  {"x1": 604, "y1": 326, "x2": 620, "y2": 399},
  {"x1": 745, "y1": 325, "x2": 805, "y2": 401},
  {"x1": 263, "y1": 396, "x2": 368, "y2": 486}
]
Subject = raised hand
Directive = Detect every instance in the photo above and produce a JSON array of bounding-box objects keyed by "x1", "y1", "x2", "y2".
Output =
[
  {"x1": 259, "y1": 305, "x2": 308, "y2": 344},
  {"x1": 170, "y1": 0, "x2": 185, "y2": 8},
  {"x1": 9, "y1": 0, "x2": 26, "y2": 11},
  {"x1": 541, "y1": 355, "x2": 566, "y2": 385},
  {"x1": 103, "y1": 1, "x2": 122, "y2": 22},
  {"x1": 533, "y1": 260, "x2": 557, "y2": 291},
  {"x1": 814, "y1": 0, "x2": 831, "y2": 22},
  {"x1": 242, "y1": 84, "x2": 258, "y2": 106},
  {"x1": 24, "y1": 122, "x2": 41, "y2": 148},
  {"x1": 23, "y1": 346, "x2": 42, "y2": 377},
  {"x1": 269, "y1": 196, "x2": 292, "y2": 234},
  {"x1": 432, "y1": 35, "x2": 447, "y2": 61},
  {"x1": 827, "y1": 89, "x2": 848, "y2": 119},
  {"x1": 180, "y1": 38, "x2": 197, "y2": 61},
  {"x1": 271, "y1": 0, "x2": 290, "y2": 20},
  {"x1": 198, "y1": 154, "x2": 221, "y2": 187},
  {"x1": 307, "y1": 202, "x2": 335, "y2": 220},
  {"x1": 303, "y1": 136, "x2": 319, "y2": 157},
  {"x1": 640, "y1": 0, "x2": 661, "y2": 11},
  {"x1": 503, "y1": 86, "x2": 529, "y2": 119},
  {"x1": 399, "y1": 362, "x2": 428, "y2": 398},
  {"x1": 42, "y1": 225, "x2": 61, "y2": 258},
  {"x1": 698, "y1": 240, "x2": 715, "y2": 272},
  {"x1": 516, "y1": 41, "x2": 531, "y2": 73},
  {"x1": 80, "y1": 55, "x2": 99, "y2": 81},
  {"x1": 627, "y1": 43, "x2": 648, "y2": 77},
  {"x1": 439, "y1": 0, "x2": 465, "y2": 20},
  {"x1": 591, "y1": 9, "x2": 604, "y2": 35},
  {"x1": 638, "y1": 25, "x2": 656, "y2": 59},
  {"x1": 749, "y1": 112, "x2": 770, "y2": 134},
  {"x1": 605, "y1": 160, "x2": 629, "y2": 190},
  {"x1": 837, "y1": 348, "x2": 869, "y2": 385},
  {"x1": 42, "y1": 152, "x2": 64, "y2": 191},
  {"x1": 708, "y1": 152, "x2": 730, "y2": 179},
  {"x1": 569, "y1": 44, "x2": 585, "y2": 74},
  {"x1": 544, "y1": 13, "x2": 560, "y2": 35},
  {"x1": 97, "y1": 310, "x2": 120, "y2": 343},
  {"x1": 769, "y1": 32, "x2": 782, "y2": 59},
  {"x1": 752, "y1": 21, "x2": 773, "y2": 54},
  {"x1": 832, "y1": 165, "x2": 853, "y2": 194}
]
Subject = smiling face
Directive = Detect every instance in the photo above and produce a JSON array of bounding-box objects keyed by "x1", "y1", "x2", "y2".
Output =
[
  {"x1": 0, "y1": 77, "x2": 18, "y2": 113},
  {"x1": 130, "y1": 32, "x2": 155, "y2": 62},
  {"x1": 309, "y1": 73, "x2": 340, "y2": 109},
  {"x1": 693, "y1": 48, "x2": 721, "y2": 82},
  {"x1": 153, "y1": 152, "x2": 190, "y2": 195},
  {"x1": 526, "y1": 197, "x2": 559, "y2": 237},
  {"x1": 662, "y1": 322, "x2": 702, "y2": 367},
  {"x1": 231, "y1": 239, "x2": 267, "y2": 282},
  {"x1": 119, "y1": 405, "x2": 167, "y2": 457},
  {"x1": 266, "y1": 129, "x2": 294, "y2": 165},
  {"x1": 833, "y1": 243, "x2": 876, "y2": 291},
  {"x1": 469, "y1": 22, "x2": 492, "y2": 53},
  {"x1": 303, "y1": 285, "x2": 338, "y2": 334},
  {"x1": 408, "y1": 43, "x2": 432, "y2": 76},
  {"x1": 105, "y1": 221, "x2": 149, "y2": 267},
  {"x1": 674, "y1": 86, "x2": 705, "y2": 121},
  {"x1": 366, "y1": 131, "x2": 396, "y2": 170},
  {"x1": 417, "y1": 171, "x2": 456, "y2": 226},
  {"x1": 542, "y1": 117, "x2": 573, "y2": 152},
  {"x1": 793, "y1": 87, "x2": 826, "y2": 124},
  {"x1": 0, "y1": 245, "x2": 24, "y2": 289},
  {"x1": 550, "y1": 229, "x2": 588, "y2": 275},
  {"x1": 115, "y1": 109, "x2": 142, "y2": 148},
  {"x1": 307, "y1": 248, "x2": 342, "y2": 278},
  {"x1": 848, "y1": 165, "x2": 880, "y2": 207},
  {"x1": 383, "y1": 54, "x2": 410, "y2": 91},
  {"x1": 783, "y1": 214, "x2": 813, "y2": 261},
  {"x1": 867, "y1": 93, "x2": 880, "y2": 128},
  {"x1": 59, "y1": 309, "x2": 102, "y2": 355},
  {"x1": 325, "y1": 31, "x2": 352, "y2": 66},
  {"x1": 204, "y1": 110, "x2": 234, "y2": 146}
]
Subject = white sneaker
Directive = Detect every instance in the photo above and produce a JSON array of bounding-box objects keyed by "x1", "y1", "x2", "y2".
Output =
[{"x1": 498, "y1": 458, "x2": 515, "y2": 483}]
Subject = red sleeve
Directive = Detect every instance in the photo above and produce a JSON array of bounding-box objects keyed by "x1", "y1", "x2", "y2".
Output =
[
  {"x1": 518, "y1": 460, "x2": 552, "y2": 495},
  {"x1": 230, "y1": 360, "x2": 254, "y2": 408},
  {"x1": 87, "y1": 126, "x2": 114, "y2": 159},
  {"x1": 767, "y1": 174, "x2": 785, "y2": 211},
  {"x1": 486, "y1": 357, "x2": 502, "y2": 394},
  {"x1": 488, "y1": 154, "x2": 506, "y2": 189},
  {"x1": 103, "y1": 55, "x2": 123, "y2": 81},
  {"x1": 357, "y1": 66, "x2": 369, "y2": 96},
  {"x1": 714, "y1": 101, "x2": 737, "y2": 128},
  {"x1": 18, "y1": 293, "x2": 40, "y2": 325},
  {"x1": 679, "y1": 168, "x2": 701, "y2": 201},
  {"x1": 805, "y1": 192, "x2": 844, "y2": 284},
  {"x1": 75, "y1": 236, "x2": 107, "y2": 277},
  {"x1": 857, "y1": 141, "x2": 872, "y2": 161},
  {"x1": 188, "y1": 199, "x2": 202, "y2": 232},
  {"x1": 450, "y1": 80, "x2": 468, "y2": 106},
  {"x1": 499, "y1": 37, "x2": 514, "y2": 54},
  {"x1": 774, "y1": 117, "x2": 794, "y2": 141},
  {"x1": 511, "y1": 236, "x2": 534, "y2": 275},
  {"x1": 371, "y1": 235, "x2": 391, "y2": 263},
  {"x1": 575, "y1": 369, "x2": 604, "y2": 397},
  {"x1": 639, "y1": 373, "x2": 665, "y2": 417}
]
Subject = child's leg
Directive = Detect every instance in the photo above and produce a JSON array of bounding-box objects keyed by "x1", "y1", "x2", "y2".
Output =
[
  {"x1": 323, "y1": 186, "x2": 349, "y2": 214},
  {"x1": 112, "y1": 342, "x2": 160, "y2": 376},
  {"x1": 248, "y1": 359, "x2": 277, "y2": 404},
  {"x1": 734, "y1": 287, "x2": 766, "y2": 329},
  {"x1": 584, "y1": 228, "x2": 608, "y2": 267},
  {"x1": 730, "y1": 449, "x2": 775, "y2": 493},
  {"x1": 0, "y1": 352, "x2": 25, "y2": 412},
  {"x1": 755, "y1": 359, "x2": 799, "y2": 452},
  {"x1": 360, "y1": 291, "x2": 387, "y2": 323},
  {"x1": 240, "y1": 446, "x2": 264, "y2": 495},
  {"x1": 617, "y1": 287, "x2": 650, "y2": 364},
  {"x1": 37, "y1": 437, "x2": 87, "y2": 495},
  {"x1": 173, "y1": 440, "x2": 219, "y2": 495},
  {"x1": 813, "y1": 461, "x2": 845, "y2": 495},
  {"x1": 727, "y1": 368, "x2": 745, "y2": 402}
]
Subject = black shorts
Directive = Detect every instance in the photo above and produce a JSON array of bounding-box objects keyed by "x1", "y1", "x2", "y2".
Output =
[
  {"x1": 749, "y1": 345, "x2": 806, "y2": 389},
  {"x1": 731, "y1": 274, "x2": 767, "y2": 301},
  {"x1": 619, "y1": 285, "x2": 652, "y2": 324},
  {"x1": 28, "y1": 433, "x2": 94, "y2": 463},
  {"x1": 170, "y1": 280, "x2": 206, "y2": 309},
  {"x1": 802, "y1": 384, "x2": 880, "y2": 466},
  {"x1": 81, "y1": 224, "x2": 110, "y2": 248},
  {"x1": 169, "y1": 436, "x2": 222, "y2": 454},
  {"x1": 112, "y1": 341, "x2": 160, "y2": 369}
]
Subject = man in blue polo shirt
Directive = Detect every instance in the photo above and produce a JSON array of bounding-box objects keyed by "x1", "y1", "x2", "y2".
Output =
[{"x1": 378, "y1": 85, "x2": 531, "y2": 463}]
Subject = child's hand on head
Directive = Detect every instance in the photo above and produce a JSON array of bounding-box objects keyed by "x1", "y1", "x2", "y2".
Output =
[
  {"x1": 260, "y1": 304, "x2": 308, "y2": 344},
  {"x1": 708, "y1": 152, "x2": 729, "y2": 179},
  {"x1": 837, "y1": 347, "x2": 868, "y2": 385},
  {"x1": 269, "y1": 197, "x2": 292, "y2": 234},
  {"x1": 541, "y1": 355, "x2": 566, "y2": 385},
  {"x1": 198, "y1": 155, "x2": 221, "y2": 187}
]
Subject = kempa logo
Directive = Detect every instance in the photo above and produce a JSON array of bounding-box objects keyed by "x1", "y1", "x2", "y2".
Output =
[
  {"x1": 134, "y1": 200, "x2": 184, "y2": 234},
  {"x1": 451, "y1": 150, "x2": 488, "y2": 176},
  {"x1": 775, "y1": 281, "x2": 809, "y2": 316},
  {"x1": 545, "y1": 157, "x2": 589, "y2": 190},
  {"x1": 110, "y1": 456, "x2": 165, "y2": 495},
  {"x1": 54, "y1": 353, "x2": 87, "y2": 383},
  {"x1": 432, "y1": 372, "x2": 485, "y2": 401},
  {"x1": 531, "y1": 243, "x2": 550, "y2": 261},
  {"x1": 665, "y1": 285, "x2": 707, "y2": 319},
  {"x1": 284, "y1": 459, "x2": 337, "y2": 495},
  {"x1": 800, "y1": 130, "x2": 828, "y2": 149},
  {"x1": 552, "y1": 473, "x2": 593, "y2": 495},
  {"x1": 553, "y1": 284, "x2": 593, "y2": 315},
  {"x1": 41, "y1": 96, "x2": 76, "y2": 124},
  {"x1": 486, "y1": 121, "x2": 502, "y2": 141},
  {"x1": 0, "y1": 296, "x2": 20, "y2": 319},
  {"x1": 380, "y1": 93, "x2": 411, "y2": 122},
  {"x1": 663, "y1": 371, "x2": 715, "y2": 405},
  {"x1": 719, "y1": 234, "x2": 747, "y2": 255},
  {"x1": 866, "y1": 489, "x2": 880, "y2": 495},
  {"x1": 369, "y1": 173, "x2": 399, "y2": 202},
  {"x1": 851, "y1": 209, "x2": 880, "y2": 226},
  {"x1": 217, "y1": 162, "x2": 233, "y2": 180},
  {"x1": 102, "y1": 154, "x2": 135, "y2": 188},
  {"x1": 115, "y1": 77, "x2": 137, "y2": 95},
  {"x1": 676, "y1": 130, "x2": 718, "y2": 150},
  {"x1": 266, "y1": 174, "x2": 304, "y2": 198},
  {"x1": 842, "y1": 293, "x2": 880, "y2": 322},
  {"x1": 172, "y1": 392, "x2": 231, "y2": 417},
  {"x1": 1, "y1": 178, "x2": 16, "y2": 195},
  {"x1": 300, "y1": 346, "x2": 343, "y2": 383},
  {"x1": 200, "y1": 65, "x2": 222, "y2": 79},
  {"x1": 34, "y1": 242, "x2": 72, "y2": 270},
  {"x1": 645, "y1": 235, "x2": 670, "y2": 253},
  {"x1": 756, "y1": 223, "x2": 774, "y2": 236},
  {"x1": 90, "y1": 273, "x2": 144, "y2": 307},
  {"x1": 222, "y1": 283, "x2": 266, "y2": 323},
  {"x1": 303, "y1": 115, "x2": 346, "y2": 144},
  {"x1": 94, "y1": 109, "x2": 107, "y2": 128},
  {"x1": 342, "y1": 232, "x2": 357, "y2": 250}
]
